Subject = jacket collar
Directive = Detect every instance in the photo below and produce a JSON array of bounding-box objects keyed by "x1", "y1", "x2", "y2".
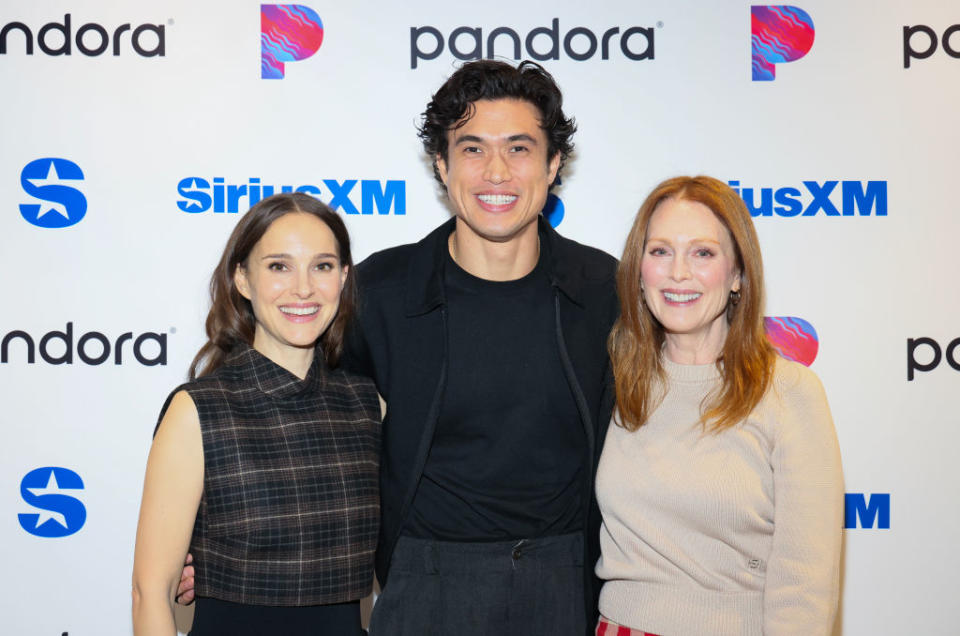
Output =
[
  {"x1": 402, "y1": 215, "x2": 585, "y2": 317},
  {"x1": 539, "y1": 214, "x2": 587, "y2": 306},
  {"x1": 224, "y1": 343, "x2": 323, "y2": 399}
]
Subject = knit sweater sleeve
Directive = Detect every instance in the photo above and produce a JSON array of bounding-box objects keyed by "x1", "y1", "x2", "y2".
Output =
[{"x1": 763, "y1": 361, "x2": 843, "y2": 634}]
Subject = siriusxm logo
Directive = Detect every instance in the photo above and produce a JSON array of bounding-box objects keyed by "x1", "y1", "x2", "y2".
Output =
[
  {"x1": 1, "y1": 322, "x2": 168, "y2": 366},
  {"x1": 177, "y1": 177, "x2": 406, "y2": 215},
  {"x1": 19, "y1": 467, "x2": 86, "y2": 538},
  {"x1": 410, "y1": 18, "x2": 655, "y2": 69},
  {"x1": 0, "y1": 14, "x2": 164, "y2": 57},
  {"x1": 19, "y1": 158, "x2": 87, "y2": 228},
  {"x1": 907, "y1": 337, "x2": 960, "y2": 381},
  {"x1": 844, "y1": 493, "x2": 890, "y2": 529},
  {"x1": 751, "y1": 6, "x2": 814, "y2": 81},
  {"x1": 728, "y1": 180, "x2": 887, "y2": 217},
  {"x1": 903, "y1": 23, "x2": 960, "y2": 68},
  {"x1": 764, "y1": 316, "x2": 818, "y2": 366},
  {"x1": 261, "y1": 4, "x2": 323, "y2": 79}
]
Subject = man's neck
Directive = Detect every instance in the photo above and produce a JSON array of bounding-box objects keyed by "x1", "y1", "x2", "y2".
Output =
[{"x1": 448, "y1": 220, "x2": 540, "y2": 281}]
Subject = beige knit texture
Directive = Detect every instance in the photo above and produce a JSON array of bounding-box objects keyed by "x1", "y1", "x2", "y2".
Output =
[{"x1": 596, "y1": 357, "x2": 843, "y2": 635}]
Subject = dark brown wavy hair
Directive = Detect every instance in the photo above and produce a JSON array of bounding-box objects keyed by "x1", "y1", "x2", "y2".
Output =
[
  {"x1": 418, "y1": 59, "x2": 576, "y2": 190},
  {"x1": 609, "y1": 176, "x2": 776, "y2": 432},
  {"x1": 189, "y1": 193, "x2": 356, "y2": 379}
]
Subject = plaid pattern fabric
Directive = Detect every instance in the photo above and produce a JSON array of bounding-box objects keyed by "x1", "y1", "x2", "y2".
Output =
[
  {"x1": 596, "y1": 616, "x2": 660, "y2": 636},
  {"x1": 175, "y1": 344, "x2": 380, "y2": 606}
]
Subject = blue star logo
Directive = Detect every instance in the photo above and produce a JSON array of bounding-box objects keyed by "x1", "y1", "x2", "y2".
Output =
[
  {"x1": 18, "y1": 467, "x2": 87, "y2": 538},
  {"x1": 19, "y1": 158, "x2": 87, "y2": 228}
]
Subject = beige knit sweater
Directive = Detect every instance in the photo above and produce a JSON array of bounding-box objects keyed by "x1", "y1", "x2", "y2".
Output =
[{"x1": 595, "y1": 356, "x2": 843, "y2": 635}]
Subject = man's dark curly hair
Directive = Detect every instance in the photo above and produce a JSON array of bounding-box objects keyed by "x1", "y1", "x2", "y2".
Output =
[{"x1": 418, "y1": 60, "x2": 576, "y2": 191}]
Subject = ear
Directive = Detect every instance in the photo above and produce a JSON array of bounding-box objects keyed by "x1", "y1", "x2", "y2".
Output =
[
  {"x1": 234, "y1": 264, "x2": 252, "y2": 300},
  {"x1": 547, "y1": 151, "x2": 561, "y2": 185},
  {"x1": 436, "y1": 154, "x2": 449, "y2": 186},
  {"x1": 731, "y1": 271, "x2": 742, "y2": 294},
  {"x1": 339, "y1": 264, "x2": 349, "y2": 288}
]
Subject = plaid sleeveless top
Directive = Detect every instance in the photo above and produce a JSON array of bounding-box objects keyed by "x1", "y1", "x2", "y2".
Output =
[{"x1": 161, "y1": 345, "x2": 380, "y2": 606}]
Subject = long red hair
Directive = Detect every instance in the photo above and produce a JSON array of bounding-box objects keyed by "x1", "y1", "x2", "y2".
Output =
[{"x1": 608, "y1": 176, "x2": 776, "y2": 431}]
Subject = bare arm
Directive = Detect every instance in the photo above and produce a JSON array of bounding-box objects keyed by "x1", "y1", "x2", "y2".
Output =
[{"x1": 132, "y1": 391, "x2": 204, "y2": 636}]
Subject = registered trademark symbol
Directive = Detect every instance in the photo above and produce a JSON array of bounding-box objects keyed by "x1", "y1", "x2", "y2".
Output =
[{"x1": 657, "y1": 21, "x2": 664, "y2": 29}]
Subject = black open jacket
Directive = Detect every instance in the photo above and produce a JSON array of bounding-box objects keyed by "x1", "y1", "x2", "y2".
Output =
[{"x1": 341, "y1": 215, "x2": 618, "y2": 632}]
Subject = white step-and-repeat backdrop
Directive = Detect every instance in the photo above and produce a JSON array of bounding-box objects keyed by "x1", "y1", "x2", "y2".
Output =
[{"x1": 2, "y1": 1, "x2": 957, "y2": 634}]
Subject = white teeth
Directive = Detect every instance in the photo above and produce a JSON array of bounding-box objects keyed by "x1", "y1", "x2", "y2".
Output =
[
  {"x1": 280, "y1": 306, "x2": 319, "y2": 316},
  {"x1": 477, "y1": 194, "x2": 518, "y2": 205},
  {"x1": 664, "y1": 291, "x2": 701, "y2": 302}
]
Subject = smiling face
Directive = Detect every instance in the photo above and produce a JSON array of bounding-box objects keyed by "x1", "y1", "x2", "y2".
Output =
[
  {"x1": 436, "y1": 98, "x2": 560, "y2": 247},
  {"x1": 234, "y1": 212, "x2": 347, "y2": 368},
  {"x1": 640, "y1": 197, "x2": 742, "y2": 360}
]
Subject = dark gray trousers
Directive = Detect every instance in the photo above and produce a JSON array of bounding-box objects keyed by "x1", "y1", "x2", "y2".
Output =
[{"x1": 369, "y1": 533, "x2": 586, "y2": 636}]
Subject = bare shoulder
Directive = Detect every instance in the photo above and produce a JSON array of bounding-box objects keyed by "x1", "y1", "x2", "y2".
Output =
[
  {"x1": 141, "y1": 389, "x2": 204, "y2": 513},
  {"x1": 153, "y1": 390, "x2": 202, "y2": 452}
]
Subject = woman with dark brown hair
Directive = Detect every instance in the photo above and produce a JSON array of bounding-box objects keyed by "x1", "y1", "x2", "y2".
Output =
[
  {"x1": 595, "y1": 176, "x2": 843, "y2": 635},
  {"x1": 132, "y1": 193, "x2": 379, "y2": 635}
]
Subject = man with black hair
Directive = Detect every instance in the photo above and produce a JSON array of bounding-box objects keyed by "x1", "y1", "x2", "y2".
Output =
[
  {"x1": 178, "y1": 59, "x2": 617, "y2": 635},
  {"x1": 348, "y1": 60, "x2": 618, "y2": 635}
]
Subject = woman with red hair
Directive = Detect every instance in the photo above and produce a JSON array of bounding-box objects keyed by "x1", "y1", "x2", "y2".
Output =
[{"x1": 596, "y1": 176, "x2": 843, "y2": 635}]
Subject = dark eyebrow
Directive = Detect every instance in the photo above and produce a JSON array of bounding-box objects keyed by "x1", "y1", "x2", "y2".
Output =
[
  {"x1": 452, "y1": 134, "x2": 484, "y2": 146},
  {"x1": 452, "y1": 133, "x2": 539, "y2": 146},
  {"x1": 260, "y1": 252, "x2": 339, "y2": 260}
]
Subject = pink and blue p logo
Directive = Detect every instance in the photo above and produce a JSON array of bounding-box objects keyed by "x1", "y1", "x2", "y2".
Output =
[
  {"x1": 764, "y1": 316, "x2": 819, "y2": 366},
  {"x1": 261, "y1": 4, "x2": 324, "y2": 79},
  {"x1": 751, "y1": 6, "x2": 815, "y2": 81}
]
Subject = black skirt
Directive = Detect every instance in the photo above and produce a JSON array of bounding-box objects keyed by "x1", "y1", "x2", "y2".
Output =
[{"x1": 189, "y1": 597, "x2": 362, "y2": 636}]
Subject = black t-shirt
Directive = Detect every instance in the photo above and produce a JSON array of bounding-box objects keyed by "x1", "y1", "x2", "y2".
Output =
[{"x1": 403, "y1": 245, "x2": 586, "y2": 541}]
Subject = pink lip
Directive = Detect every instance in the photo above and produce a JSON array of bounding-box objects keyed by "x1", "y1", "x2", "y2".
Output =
[
  {"x1": 474, "y1": 191, "x2": 519, "y2": 213},
  {"x1": 279, "y1": 304, "x2": 320, "y2": 323}
]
